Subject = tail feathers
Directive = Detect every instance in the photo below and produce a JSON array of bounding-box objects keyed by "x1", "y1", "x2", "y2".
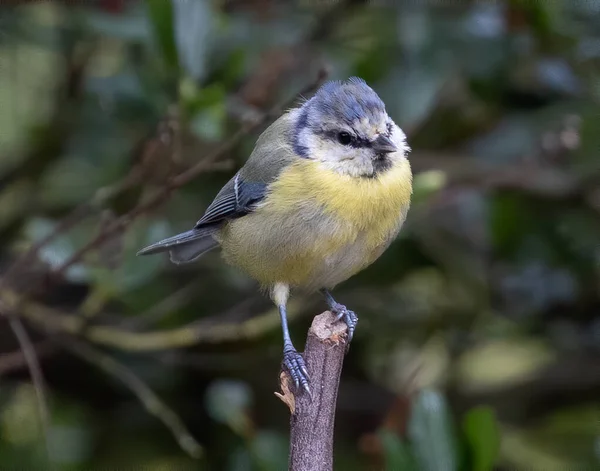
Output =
[
  {"x1": 169, "y1": 237, "x2": 218, "y2": 264},
  {"x1": 137, "y1": 227, "x2": 218, "y2": 257}
]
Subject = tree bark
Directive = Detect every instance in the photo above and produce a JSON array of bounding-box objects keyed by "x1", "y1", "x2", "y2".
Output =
[{"x1": 276, "y1": 311, "x2": 348, "y2": 471}]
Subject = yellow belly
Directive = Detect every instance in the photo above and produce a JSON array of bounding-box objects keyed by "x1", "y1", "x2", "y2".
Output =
[{"x1": 219, "y1": 158, "x2": 412, "y2": 290}]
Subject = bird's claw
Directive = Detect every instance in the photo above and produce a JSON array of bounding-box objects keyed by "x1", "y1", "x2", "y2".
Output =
[
  {"x1": 331, "y1": 303, "x2": 358, "y2": 350},
  {"x1": 283, "y1": 348, "x2": 310, "y2": 395}
]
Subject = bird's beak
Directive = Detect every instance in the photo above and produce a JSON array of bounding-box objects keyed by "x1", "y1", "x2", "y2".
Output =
[{"x1": 372, "y1": 135, "x2": 397, "y2": 154}]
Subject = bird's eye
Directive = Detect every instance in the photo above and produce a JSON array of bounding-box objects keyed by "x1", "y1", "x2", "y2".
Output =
[{"x1": 337, "y1": 132, "x2": 353, "y2": 145}]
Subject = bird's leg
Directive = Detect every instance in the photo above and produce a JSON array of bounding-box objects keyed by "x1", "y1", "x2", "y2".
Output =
[
  {"x1": 279, "y1": 303, "x2": 310, "y2": 395},
  {"x1": 320, "y1": 289, "x2": 358, "y2": 349}
]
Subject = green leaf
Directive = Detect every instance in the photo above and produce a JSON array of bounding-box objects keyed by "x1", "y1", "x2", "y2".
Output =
[
  {"x1": 145, "y1": 0, "x2": 179, "y2": 71},
  {"x1": 378, "y1": 429, "x2": 419, "y2": 471},
  {"x1": 490, "y1": 194, "x2": 529, "y2": 257},
  {"x1": 572, "y1": 106, "x2": 600, "y2": 176},
  {"x1": 462, "y1": 406, "x2": 500, "y2": 471},
  {"x1": 408, "y1": 389, "x2": 460, "y2": 471},
  {"x1": 250, "y1": 430, "x2": 288, "y2": 471},
  {"x1": 204, "y1": 380, "x2": 252, "y2": 435},
  {"x1": 412, "y1": 170, "x2": 447, "y2": 205},
  {"x1": 190, "y1": 104, "x2": 226, "y2": 142},
  {"x1": 388, "y1": 64, "x2": 447, "y2": 130},
  {"x1": 172, "y1": 0, "x2": 214, "y2": 81},
  {"x1": 502, "y1": 405, "x2": 600, "y2": 470}
]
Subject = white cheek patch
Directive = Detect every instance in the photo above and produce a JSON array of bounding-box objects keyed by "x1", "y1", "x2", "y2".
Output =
[
  {"x1": 390, "y1": 123, "x2": 410, "y2": 156},
  {"x1": 304, "y1": 133, "x2": 374, "y2": 177},
  {"x1": 320, "y1": 148, "x2": 374, "y2": 177},
  {"x1": 303, "y1": 132, "x2": 341, "y2": 162}
]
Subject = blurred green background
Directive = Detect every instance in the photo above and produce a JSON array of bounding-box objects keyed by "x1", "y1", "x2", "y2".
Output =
[{"x1": 0, "y1": 1, "x2": 599, "y2": 470}]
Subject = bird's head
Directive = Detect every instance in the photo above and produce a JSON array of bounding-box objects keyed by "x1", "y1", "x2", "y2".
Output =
[{"x1": 292, "y1": 77, "x2": 410, "y2": 178}]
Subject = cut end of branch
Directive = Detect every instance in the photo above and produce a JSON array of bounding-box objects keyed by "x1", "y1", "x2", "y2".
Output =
[
  {"x1": 275, "y1": 370, "x2": 296, "y2": 414},
  {"x1": 310, "y1": 310, "x2": 348, "y2": 346}
]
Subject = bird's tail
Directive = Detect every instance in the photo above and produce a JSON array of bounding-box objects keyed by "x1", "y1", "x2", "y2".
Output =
[{"x1": 137, "y1": 227, "x2": 219, "y2": 264}]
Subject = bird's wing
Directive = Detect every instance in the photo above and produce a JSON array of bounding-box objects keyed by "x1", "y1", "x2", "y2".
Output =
[
  {"x1": 194, "y1": 172, "x2": 268, "y2": 227},
  {"x1": 195, "y1": 111, "x2": 298, "y2": 228},
  {"x1": 137, "y1": 113, "x2": 298, "y2": 261}
]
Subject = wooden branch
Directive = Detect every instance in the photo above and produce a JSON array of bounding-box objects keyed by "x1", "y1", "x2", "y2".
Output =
[{"x1": 277, "y1": 311, "x2": 348, "y2": 471}]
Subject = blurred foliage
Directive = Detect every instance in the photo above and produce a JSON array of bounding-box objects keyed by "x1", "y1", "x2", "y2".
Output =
[{"x1": 0, "y1": 0, "x2": 599, "y2": 470}]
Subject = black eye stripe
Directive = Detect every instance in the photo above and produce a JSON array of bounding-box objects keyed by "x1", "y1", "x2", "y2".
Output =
[{"x1": 318, "y1": 129, "x2": 371, "y2": 148}]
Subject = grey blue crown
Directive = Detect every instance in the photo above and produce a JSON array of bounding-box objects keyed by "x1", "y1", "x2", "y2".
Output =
[{"x1": 293, "y1": 77, "x2": 387, "y2": 157}]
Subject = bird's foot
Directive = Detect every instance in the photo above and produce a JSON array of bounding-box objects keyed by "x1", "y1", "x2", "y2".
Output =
[
  {"x1": 283, "y1": 347, "x2": 310, "y2": 395},
  {"x1": 330, "y1": 303, "x2": 358, "y2": 349}
]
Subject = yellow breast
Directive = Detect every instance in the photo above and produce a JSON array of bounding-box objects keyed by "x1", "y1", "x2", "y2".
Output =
[
  {"x1": 266, "y1": 157, "x2": 413, "y2": 246},
  {"x1": 220, "y1": 157, "x2": 412, "y2": 289}
]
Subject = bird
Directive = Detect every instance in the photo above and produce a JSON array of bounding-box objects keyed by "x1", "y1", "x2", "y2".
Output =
[{"x1": 137, "y1": 77, "x2": 412, "y2": 394}]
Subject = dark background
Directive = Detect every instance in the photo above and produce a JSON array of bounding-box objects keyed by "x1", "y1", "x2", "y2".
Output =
[{"x1": 0, "y1": 1, "x2": 599, "y2": 470}]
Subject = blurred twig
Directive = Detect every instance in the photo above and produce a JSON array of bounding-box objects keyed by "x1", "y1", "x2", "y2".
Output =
[
  {"x1": 1, "y1": 311, "x2": 52, "y2": 463},
  {"x1": 411, "y1": 152, "x2": 600, "y2": 211},
  {"x1": 0, "y1": 340, "x2": 54, "y2": 376},
  {"x1": 6, "y1": 288, "x2": 304, "y2": 351},
  {"x1": 60, "y1": 336, "x2": 203, "y2": 459},
  {"x1": 455, "y1": 353, "x2": 600, "y2": 424},
  {"x1": 117, "y1": 280, "x2": 201, "y2": 330},
  {"x1": 1, "y1": 167, "x2": 144, "y2": 289},
  {"x1": 117, "y1": 285, "x2": 262, "y2": 331}
]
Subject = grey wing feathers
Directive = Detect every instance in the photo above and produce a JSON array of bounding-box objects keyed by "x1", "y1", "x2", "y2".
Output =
[
  {"x1": 196, "y1": 192, "x2": 237, "y2": 225},
  {"x1": 194, "y1": 173, "x2": 267, "y2": 227}
]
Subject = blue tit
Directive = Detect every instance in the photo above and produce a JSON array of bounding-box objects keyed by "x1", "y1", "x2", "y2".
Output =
[{"x1": 138, "y1": 77, "x2": 412, "y2": 394}]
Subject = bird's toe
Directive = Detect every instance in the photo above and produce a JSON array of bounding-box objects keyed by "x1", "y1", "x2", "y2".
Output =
[{"x1": 283, "y1": 348, "x2": 310, "y2": 395}]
